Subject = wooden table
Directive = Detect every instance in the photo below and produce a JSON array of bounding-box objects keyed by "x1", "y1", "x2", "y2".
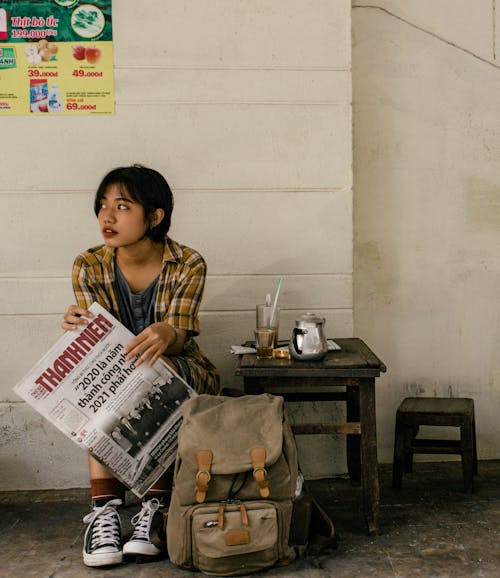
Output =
[{"x1": 234, "y1": 337, "x2": 386, "y2": 534}]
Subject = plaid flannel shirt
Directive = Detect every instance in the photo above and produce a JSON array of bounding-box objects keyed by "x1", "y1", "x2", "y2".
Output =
[{"x1": 71, "y1": 236, "x2": 220, "y2": 394}]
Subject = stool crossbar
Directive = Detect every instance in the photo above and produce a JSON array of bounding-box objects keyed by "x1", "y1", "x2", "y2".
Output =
[{"x1": 392, "y1": 397, "x2": 477, "y2": 492}]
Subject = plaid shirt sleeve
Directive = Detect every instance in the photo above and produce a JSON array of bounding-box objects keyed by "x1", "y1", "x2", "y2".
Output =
[{"x1": 71, "y1": 249, "x2": 118, "y2": 315}]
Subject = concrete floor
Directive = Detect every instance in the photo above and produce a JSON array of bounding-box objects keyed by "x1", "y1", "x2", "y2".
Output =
[{"x1": 1, "y1": 461, "x2": 499, "y2": 578}]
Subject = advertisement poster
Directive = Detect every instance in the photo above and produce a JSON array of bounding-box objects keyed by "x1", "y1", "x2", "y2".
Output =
[{"x1": 0, "y1": 1, "x2": 113, "y2": 115}]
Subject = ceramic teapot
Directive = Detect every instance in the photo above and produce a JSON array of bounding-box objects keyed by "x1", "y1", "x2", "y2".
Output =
[{"x1": 289, "y1": 313, "x2": 328, "y2": 361}]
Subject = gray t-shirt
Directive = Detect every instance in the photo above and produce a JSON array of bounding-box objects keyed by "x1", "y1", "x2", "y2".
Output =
[{"x1": 115, "y1": 263, "x2": 159, "y2": 335}]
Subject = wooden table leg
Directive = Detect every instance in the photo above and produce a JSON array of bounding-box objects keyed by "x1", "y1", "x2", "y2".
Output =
[
  {"x1": 359, "y1": 378, "x2": 379, "y2": 534},
  {"x1": 346, "y1": 385, "x2": 361, "y2": 484}
]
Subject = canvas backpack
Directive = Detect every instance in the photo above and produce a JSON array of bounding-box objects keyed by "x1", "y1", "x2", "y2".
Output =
[{"x1": 166, "y1": 393, "x2": 299, "y2": 576}]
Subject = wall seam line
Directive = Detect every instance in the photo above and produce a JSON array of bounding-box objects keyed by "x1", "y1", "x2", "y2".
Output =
[{"x1": 493, "y1": 0, "x2": 497, "y2": 60}]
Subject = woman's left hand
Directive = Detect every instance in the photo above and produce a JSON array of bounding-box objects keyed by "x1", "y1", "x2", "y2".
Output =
[{"x1": 124, "y1": 322, "x2": 184, "y2": 367}]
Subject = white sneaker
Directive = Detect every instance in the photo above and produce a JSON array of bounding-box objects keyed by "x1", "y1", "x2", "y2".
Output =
[
  {"x1": 123, "y1": 498, "x2": 166, "y2": 557},
  {"x1": 82, "y1": 498, "x2": 123, "y2": 567}
]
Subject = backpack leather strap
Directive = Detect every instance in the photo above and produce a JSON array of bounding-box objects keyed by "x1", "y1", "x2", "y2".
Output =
[
  {"x1": 240, "y1": 503, "x2": 249, "y2": 526},
  {"x1": 195, "y1": 449, "x2": 213, "y2": 503},
  {"x1": 218, "y1": 504, "x2": 225, "y2": 530},
  {"x1": 251, "y1": 446, "x2": 270, "y2": 498}
]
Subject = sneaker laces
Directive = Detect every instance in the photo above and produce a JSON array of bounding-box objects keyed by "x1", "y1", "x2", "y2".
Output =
[
  {"x1": 83, "y1": 498, "x2": 122, "y2": 550},
  {"x1": 129, "y1": 498, "x2": 163, "y2": 542}
]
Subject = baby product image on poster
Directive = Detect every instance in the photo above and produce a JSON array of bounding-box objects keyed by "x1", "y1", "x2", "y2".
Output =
[{"x1": 48, "y1": 83, "x2": 63, "y2": 112}]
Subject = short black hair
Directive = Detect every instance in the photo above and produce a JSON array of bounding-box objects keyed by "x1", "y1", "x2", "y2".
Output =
[{"x1": 94, "y1": 164, "x2": 174, "y2": 242}]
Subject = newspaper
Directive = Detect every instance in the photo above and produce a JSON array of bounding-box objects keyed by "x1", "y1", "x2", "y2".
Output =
[{"x1": 14, "y1": 302, "x2": 197, "y2": 496}]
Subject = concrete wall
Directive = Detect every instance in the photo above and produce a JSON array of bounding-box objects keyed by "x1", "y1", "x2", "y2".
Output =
[
  {"x1": 353, "y1": 1, "x2": 500, "y2": 463},
  {"x1": 0, "y1": 1, "x2": 353, "y2": 490}
]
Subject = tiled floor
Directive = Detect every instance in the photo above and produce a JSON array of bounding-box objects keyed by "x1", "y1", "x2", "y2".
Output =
[{"x1": 1, "y1": 461, "x2": 499, "y2": 577}]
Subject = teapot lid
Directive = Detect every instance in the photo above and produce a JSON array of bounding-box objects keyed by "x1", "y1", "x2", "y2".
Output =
[{"x1": 296, "y1": 312, "x2": 325, "y2": 325}]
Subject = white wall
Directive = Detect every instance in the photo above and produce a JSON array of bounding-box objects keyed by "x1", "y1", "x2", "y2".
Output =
[
  {"x1": 0, "y1": 1, "x2": 353, "y2": 490},
  {"x1": 353, "y1": 1, "x2": 500, "y2": 463}
]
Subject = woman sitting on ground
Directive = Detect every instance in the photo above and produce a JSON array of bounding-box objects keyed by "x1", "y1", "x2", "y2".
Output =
[{"x1": 62, "y1": 164, "x2": 220, "y2": 567}]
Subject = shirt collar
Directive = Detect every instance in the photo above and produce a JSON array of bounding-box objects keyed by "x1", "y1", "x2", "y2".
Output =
[
  {"x1": 101, "y1": 245, "x2": 115, "y2": 269},
  {"x1": 162, "y1": 235, "x2": 183, "y2": 264}
]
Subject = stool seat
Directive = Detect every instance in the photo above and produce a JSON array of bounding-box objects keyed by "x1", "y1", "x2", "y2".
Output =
[
  {"x1": 392, "y1": 397, "x2": 477, "y2": 492},
  {"x1": 397, "y1": 397, "x2": 474, "y2": 418}
]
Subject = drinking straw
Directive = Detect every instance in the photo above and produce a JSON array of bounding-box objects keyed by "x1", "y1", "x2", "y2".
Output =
[
  {"x1": 270, "y1": 277, "x2": 282, "y2": 327},
  {"x1": 265, "y1": 293, "x2": 271, "y2": 307}
]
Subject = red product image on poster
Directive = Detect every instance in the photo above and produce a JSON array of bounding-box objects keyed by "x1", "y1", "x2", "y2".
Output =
[
  {"x1": 72, "y1": 45, "x2": 86, "y2": 60},
  {"x1": 85, "y1": 46, "x2": 101, "y2": 64}
]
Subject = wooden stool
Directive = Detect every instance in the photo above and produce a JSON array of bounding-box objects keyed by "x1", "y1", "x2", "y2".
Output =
[{"x1": 392, "y1": 397, "x2": 478, "y2": 492}]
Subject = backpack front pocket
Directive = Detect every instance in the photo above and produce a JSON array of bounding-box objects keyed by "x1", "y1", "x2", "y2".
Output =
[{"x1": 191, "y1": 502, "x2": 279, "y2": 576}]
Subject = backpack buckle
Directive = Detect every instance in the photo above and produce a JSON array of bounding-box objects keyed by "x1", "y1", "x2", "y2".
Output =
[
  {"x1": 251, "y1": 447, "x2": 270, "y2": 498},
  {"x1": 195, "y1": 449, "x2": 213, "y2": 503}
]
